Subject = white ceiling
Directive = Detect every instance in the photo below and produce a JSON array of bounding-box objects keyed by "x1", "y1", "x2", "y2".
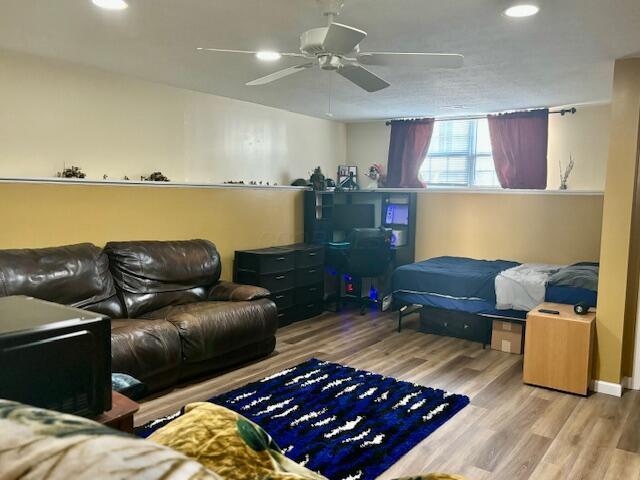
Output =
[{"x1": 1, "y1": 0, "x2": 639, "y2": 121}]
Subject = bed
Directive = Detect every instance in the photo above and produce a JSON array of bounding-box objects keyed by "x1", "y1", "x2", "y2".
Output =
[{"x1": 392, "y1": 256, "x2": 598, "y2": 344}]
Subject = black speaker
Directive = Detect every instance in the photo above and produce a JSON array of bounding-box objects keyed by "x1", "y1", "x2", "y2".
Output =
[{"x1": 574, "y1": 302, "x2": 590, "y2": 315}]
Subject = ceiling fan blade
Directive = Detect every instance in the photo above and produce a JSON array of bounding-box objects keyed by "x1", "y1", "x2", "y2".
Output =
[
  {"x1": 358, "y1": 52, "x2": 464, "y2": 68},
  {"x1": 246, "y1": 63, "x2": 314, "y2": 86},
  {"x1": 337, "y1": 64, "x2": 390, "y2": 92},
  {"x1": 197, "y1": 47, "x2": 306, "y2": 58},
  {"x1": 322, "y1": 22, "x2": 367, "y2": 54}
]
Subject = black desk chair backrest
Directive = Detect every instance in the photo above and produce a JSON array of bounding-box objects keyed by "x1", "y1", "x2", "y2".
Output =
[{"x1": 345, "y1": 228, "x2": 393, "y2": 278}]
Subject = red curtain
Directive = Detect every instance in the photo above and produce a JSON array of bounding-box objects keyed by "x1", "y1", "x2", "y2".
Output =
[
  {"x1": 386, "y1": 119, "x2": 435, "y2": 188},
  {"x1": 487, "y1": 109, "x2": 549, "y2": 189}
]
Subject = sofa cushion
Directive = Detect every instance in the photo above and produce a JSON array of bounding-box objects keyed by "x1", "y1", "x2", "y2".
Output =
[
  {"x1": 111, "y1": 319, "x2": 182, "y2": 380},
  {"x1": 0, "y1": 243, "x2": 123, "y2": 318},
  {"x1": 144, "y1": 299, "x2": 278, "y2": 364},
  {"x1": 104, "y1": 239, "x2": 221, "y2": 318}
]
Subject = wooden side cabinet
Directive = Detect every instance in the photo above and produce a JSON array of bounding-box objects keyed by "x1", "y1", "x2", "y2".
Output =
[{"x1": 523, "y1": 303, "x2": 595, "y2": 395}]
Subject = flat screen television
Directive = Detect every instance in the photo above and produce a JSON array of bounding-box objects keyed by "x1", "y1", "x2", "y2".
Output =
[
  {"x1": 333, "y1": 204, "x2": 376, "y2": 232},
  {"x1": 384, "y1": 204, "x2": 409, "y2": 225}
]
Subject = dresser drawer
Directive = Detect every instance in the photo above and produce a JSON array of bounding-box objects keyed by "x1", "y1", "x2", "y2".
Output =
[
  {"x1": 295, "y1": 267, "x2": 323, "y2": 286},
  {"x1": 277, "y1": 306, "x2": 297, "y2": 327},
  {"x1": 271, "y1": 289, "x2": 295, "y2": 310},
  {"x1": 295, "y1": 283, "x2": 323, "y2": 304},
  {"x1": 235, "y1": 249, "x2": 295, "y2": 274},
  {"x1": 294, "y1": 247, "x2": 325, "y2": 268},
  {"x1": 297, "y1": 301, "x2": 324, "y2": 320},
  {"x1": 236, "y1": 270, "x2": 295, "y2": 293}
]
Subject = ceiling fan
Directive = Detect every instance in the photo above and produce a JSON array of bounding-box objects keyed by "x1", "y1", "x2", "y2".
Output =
[{"x1": 197, "y1": 0, "x2": 464, "y2": 93}]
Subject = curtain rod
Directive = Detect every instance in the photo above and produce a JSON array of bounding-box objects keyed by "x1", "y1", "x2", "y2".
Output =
[{"x1": 384, "y1": 107, "x2": 577, "y2": 126}]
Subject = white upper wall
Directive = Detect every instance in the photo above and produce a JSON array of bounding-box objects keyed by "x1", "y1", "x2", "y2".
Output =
[
  {"x1": 0, "y1": 50, "x2": 346, "y2": 184},
  {"x1": 346, "y1": 104, "x2": 611, "y2": 191}
]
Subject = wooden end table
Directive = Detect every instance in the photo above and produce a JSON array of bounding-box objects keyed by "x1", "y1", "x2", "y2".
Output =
[
  {"x1": 523, "y1": 302, "x2": 596, "y2": 395},
  {"x1": 93, "y1": 391, "x2": 140, "y2": 433}
]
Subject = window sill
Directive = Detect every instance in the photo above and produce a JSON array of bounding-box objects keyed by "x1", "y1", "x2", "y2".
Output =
[{"x1": 374, "y1": 187, "x2": 604, "y2": 196}]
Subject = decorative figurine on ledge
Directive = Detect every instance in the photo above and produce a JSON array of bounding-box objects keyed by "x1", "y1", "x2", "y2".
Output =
[
  {"x1": 141, "y1": 172, "x2": 170, "y2": 182},
  {"x1": 57, "y1": 165, "x2": 86, "y2": 179},
  {"x1": 309, "y1": 166, "x2": 326, "y2": 191}
]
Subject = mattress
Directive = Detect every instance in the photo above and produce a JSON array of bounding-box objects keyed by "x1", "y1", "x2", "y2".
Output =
[
  {"x1": 392, "y1": 256, "x2": 520, "y2": 315},
  {"x1": 392, "y1": 256, "x2": 597, "y2": 318},
  {"x1": 545, "y1": 285, "x2": 598, "y2": 308}
]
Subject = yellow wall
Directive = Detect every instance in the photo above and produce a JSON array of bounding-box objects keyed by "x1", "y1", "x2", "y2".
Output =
[
  {"x1": 597, "y1": 58, "x2": 640, "y2": 382},
  {"x1": 0, "y1": 183, "x2": 304, "y2": 281},
  {"x1": 416, "y1": 192, "x2": 603, "y2": 265}
]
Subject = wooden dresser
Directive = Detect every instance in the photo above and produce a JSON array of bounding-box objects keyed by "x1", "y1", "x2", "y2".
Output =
[{"x1": 234, "y1": 244, "x2": 325, "y2": 327}]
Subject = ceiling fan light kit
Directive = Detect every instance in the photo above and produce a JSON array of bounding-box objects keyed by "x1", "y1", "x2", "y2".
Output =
[{"x1": 196, "y1": 0, "x2": 463, "y2": 93}]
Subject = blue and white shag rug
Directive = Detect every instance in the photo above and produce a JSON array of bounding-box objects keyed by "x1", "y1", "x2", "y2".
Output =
[{"x1": 137, "y1": 358, "x2": 469, "y2": 480}]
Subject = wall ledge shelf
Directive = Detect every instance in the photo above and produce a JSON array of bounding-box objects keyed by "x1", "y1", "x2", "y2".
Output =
[
  {"x1": 0, "y1": 178, "x2": 604, "y2": 196},
  {"x1": 0, "y1": 177, "x2": 310, "y2": 191}
]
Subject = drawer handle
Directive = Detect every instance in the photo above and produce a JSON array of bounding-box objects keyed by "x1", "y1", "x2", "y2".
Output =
[
  {"x1": 307, "y1": 269, "x2": 317, "y2": 274},
  {"x1": 444, "y1": 322, "x2": 448, "y2": 327},
  {"x1": 464, "y1": 324, "x2": 469, "y2": 329},
  {"x1": 276, "y1": 275, "x2": 286, "y2": 280},
  {"x1": 309, "y1": 287, "x2": 318, "y2": 292},
  {"x1": 275, "y1": 295, "x2": 285, "y2": 299},
  {"x1": 276, "y1": 257, "x2": 287, "y2": 261},
  {"x1": 309, "y1": 252, "x2": 317, "y2": 256},
  {"x1": 278, "y1": 313, "x2": 285, "y2": 318},
  {"x1": 306, "y1": 304, "x2": 315, "y2": 308}
]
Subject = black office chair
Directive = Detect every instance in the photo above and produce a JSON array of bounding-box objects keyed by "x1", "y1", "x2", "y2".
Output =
[{"x1": 336, "y1": 227, "x2": 393, "y2": 315}]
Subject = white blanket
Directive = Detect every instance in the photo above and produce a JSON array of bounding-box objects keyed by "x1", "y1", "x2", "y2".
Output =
[{"x1": 495, "y1": 263, "x2": 563, "y2": 311}]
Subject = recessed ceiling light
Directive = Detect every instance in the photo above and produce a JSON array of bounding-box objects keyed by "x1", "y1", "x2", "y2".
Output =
[
  {"x1": 92, "y1": 0, "x2": 128, "y2": 11},
  {"x1": 255, "y1": 51, "x2": 282, "y2": 62},
  {"x1": 504, "y1": 3, "x2": 539, "y2": 17}
]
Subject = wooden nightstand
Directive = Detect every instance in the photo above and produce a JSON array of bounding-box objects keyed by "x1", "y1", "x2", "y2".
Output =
[
  {"x1": 93, "y1": 391, "x2": 140, "y2": 433},
  {"x1": 523, "y1": 302, "x2": 595, "y2": 395}
]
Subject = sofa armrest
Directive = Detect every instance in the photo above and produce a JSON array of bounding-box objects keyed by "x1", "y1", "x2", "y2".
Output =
[{"x1": 209, "y1": 281, "x2": 270, "y2": 302}]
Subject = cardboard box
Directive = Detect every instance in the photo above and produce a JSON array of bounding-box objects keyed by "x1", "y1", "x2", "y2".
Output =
[{"x1": 491, "y1": 320, "x2": 524, "y2": 354}]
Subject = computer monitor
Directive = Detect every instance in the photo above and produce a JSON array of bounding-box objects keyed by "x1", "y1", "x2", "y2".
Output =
[
  {"x1": 384, "y1": 204, "x2": 409, "y2": 225},
  {"x1": 333, "y1": 204, "x2": 375, "y2": 232}
]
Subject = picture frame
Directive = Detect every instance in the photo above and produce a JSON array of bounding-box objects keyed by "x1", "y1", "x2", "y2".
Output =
[{"x1": 338, "y1": 165, "x2": 358, "y2": 188}]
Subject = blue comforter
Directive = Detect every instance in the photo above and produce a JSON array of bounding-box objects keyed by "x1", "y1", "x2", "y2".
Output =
[{"x1": 392, "y1": 256, "x2": 520, "y2": 304}]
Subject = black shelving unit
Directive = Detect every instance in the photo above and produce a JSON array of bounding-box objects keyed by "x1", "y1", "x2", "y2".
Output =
[{"x1": 304, "y1": 190, "x2": 418, "y2": 268}]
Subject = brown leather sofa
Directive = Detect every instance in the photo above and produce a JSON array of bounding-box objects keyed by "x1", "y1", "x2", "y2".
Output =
[{"x1": 0, "y1": 240, "x2": 278, "y2": 392}]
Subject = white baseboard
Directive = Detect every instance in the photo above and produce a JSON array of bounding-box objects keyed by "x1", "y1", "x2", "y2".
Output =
[
  {"x1": 591, "y1": 379, "x2": 623, "y2": 397},
  {"x1": 623, "y1": 376, "x2": 640, "y2": 390}
]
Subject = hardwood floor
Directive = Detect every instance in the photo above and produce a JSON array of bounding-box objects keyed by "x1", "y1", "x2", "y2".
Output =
[{"x1": 136, "y1": 308, "x2": 640, "y2": 479}]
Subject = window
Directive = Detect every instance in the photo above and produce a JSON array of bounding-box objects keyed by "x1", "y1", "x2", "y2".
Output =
[{"x1": 419, "y1": 119, "x2": 500, "y2": 188}]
